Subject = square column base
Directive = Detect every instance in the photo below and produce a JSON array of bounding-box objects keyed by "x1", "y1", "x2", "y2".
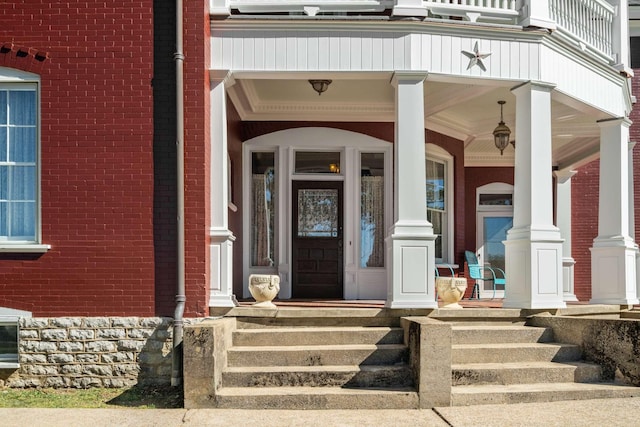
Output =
[
  {"x1": 503, "y1": 232, "x2": 566, "y2": 309},
  {"x1": 385, "y1": 226, "x2": 438, "y2": 309},
  {"x1": 590, "y1": 241, "x2": 639, "y2": 305},
  {"x1": 562, "y1": 257, "x2": 578, "y2": 302},
  {"x1": 209, "y1": 231, "x2": 236, "y2": 308}
]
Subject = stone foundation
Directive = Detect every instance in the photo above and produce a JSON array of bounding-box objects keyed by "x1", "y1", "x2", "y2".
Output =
[{"x1": 0, "y1": 317, "x2": 181, "y2": 388}]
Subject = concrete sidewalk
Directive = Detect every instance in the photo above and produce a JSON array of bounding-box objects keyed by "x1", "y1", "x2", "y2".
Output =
[{"x1": 1, "y1": 397, "x2": 640, "y2": 427}]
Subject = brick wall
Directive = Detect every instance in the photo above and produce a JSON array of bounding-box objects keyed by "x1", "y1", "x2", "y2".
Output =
[{"x1": 0, "y1": 1, "x2": 158, "y2": 316}]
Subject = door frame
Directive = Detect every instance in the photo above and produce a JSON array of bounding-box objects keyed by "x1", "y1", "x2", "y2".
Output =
[
  {"x1": 475, "y1": 182, "x2": 514, "y2": 299},
  {"x1": 242, "y1": 127, "x2": 393, "y2": 300}
]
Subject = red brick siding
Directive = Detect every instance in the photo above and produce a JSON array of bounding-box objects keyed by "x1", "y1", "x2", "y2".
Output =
[
  {"x1": 571, "y1": 160, "x2": 599, "y2": 301},
  {"x1": 0, "y1": 1, "x2": 156, "y2": 316},
  {"x1": 182, "y1": 0, "x2": 211, "y2": 317}
]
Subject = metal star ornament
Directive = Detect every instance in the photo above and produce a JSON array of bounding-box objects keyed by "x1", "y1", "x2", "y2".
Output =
[{"x1": 462, "y1": 42, "x2": 491, "y2": 72}]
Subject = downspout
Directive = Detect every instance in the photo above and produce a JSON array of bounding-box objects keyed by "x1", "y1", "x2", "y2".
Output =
[{"x1": 172, "y1": 0, "x2": 186, "y2": 387}]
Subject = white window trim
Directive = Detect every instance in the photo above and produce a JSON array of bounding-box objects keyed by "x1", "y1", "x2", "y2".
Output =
[
  {"x1": 0, "y1": 67, "x2": 50, "y2": 253},
  {"x1": 426, "y1": 143, "x2": 454, "y2": 264}
]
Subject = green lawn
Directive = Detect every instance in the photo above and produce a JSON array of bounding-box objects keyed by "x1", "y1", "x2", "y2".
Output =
[{"x1": 0, "y1": 386, "x2": 183, "y2": 409}]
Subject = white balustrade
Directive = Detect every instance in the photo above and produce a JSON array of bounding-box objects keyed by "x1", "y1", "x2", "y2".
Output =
[{"x1": 549, "y1": 0, "x2": 615, "y2": 57}]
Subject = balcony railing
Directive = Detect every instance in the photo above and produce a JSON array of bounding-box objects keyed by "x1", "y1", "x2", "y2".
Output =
[
  {"x1": 550, "y1": 0, "x2": 615, "y2": 58},
  {"x1": 211, "y1": 0, "x2": 624, "y2": 66}
]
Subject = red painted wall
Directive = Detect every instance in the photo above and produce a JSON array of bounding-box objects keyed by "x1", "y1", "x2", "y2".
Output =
[{"x1": 0, "y1": 1, "x2": 157, "y2": 316}]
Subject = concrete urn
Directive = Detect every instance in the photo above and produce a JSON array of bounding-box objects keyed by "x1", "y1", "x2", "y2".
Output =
[
  {"x1": 436, "y1": 277, "x2": 468, "y2": 309},
  {"x1": 248, "y1": 274, "x2": 280, "y2": 308}
]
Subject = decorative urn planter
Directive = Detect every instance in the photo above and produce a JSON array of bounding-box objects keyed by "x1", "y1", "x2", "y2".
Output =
[
  {"x1": 436, "y1": 277, "x2": 468, "y2": 309},
  {"x1": 248, "y1": 274, "x2": 280, "y2": 308}
]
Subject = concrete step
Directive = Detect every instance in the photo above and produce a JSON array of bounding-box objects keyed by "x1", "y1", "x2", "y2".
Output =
[
  {"x1": 452, "y1": 342, "x2": 582, "y2": 364},
  {"x1": 452, "y1": 361, "x2": 602, "y2": 386},
  {"x1": 236, "y1": 317, "x2": 402, "y2": 329},
  {"x1": 451, "y1": 382, "x2": 640, "y2": 406},
  {"x1": 452, "y1": 325, "x2": 553, "y2": 345},
  {"x1": 227, "y1": 344, "x2": 408, "y2": 367},
  {"x1": 232, "y1": 326, "x2": 404, "y2": 347},
  {"x1": 222, "y1": 364, "x2": 413, "y2": 388},
  {"x1": 213, "y1": 386, "x2": 419, "y2": 409}
]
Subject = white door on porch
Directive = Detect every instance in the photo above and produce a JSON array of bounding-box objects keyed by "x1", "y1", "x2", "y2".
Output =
[{"x1": 475, "y1": 184, "x2": 513, "y2": 299}]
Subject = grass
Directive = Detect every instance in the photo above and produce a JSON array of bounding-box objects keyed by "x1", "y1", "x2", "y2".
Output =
[{"x1": 0, "y1": 385, "x2": 183, "y2": 409}]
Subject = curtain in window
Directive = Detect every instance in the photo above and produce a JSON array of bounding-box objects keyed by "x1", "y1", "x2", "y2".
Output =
[
  {"x1": 361, "y1": 175, "x2": 384, "y2": 268},
  {"x1": 251, "y1": 174, "x2": 273, "y2": 266},
  {"x1": 0, "y1": 89, "x2": 37, "y2": 241}
]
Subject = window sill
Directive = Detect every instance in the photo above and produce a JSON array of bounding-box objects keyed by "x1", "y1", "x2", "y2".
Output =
[
  {"x1": 0, "y1": 362, "x2": 19, "y2": 369},
  {"x1": 0, "y1": 244, "x2": 51, "y2": 253}
]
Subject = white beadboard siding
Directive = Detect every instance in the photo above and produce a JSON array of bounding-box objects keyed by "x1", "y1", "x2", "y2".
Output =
[
  {"x1": 540, "y1": 44, "x2": 626, "y2": 117},
  {"x1": 211, "y1": 27, "x2": 540, "y2": 79}
]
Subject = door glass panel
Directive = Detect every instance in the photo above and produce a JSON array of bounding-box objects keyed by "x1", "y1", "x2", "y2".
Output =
[
  {"x1": 360, "y1": 153, "x2": 384, "y2": 268},
  {"x1": 479, "y1": 194, "x2": 513, "y2": 206},
  {"x1": 482, "y1": 216, "x2": 512, "y2": 291},
  {"x1": 294, "y1": 151, "x2": 341, "y2": 174},
  {"x1": 297, "y1": 189, "x2": 338, "y2": 237}
]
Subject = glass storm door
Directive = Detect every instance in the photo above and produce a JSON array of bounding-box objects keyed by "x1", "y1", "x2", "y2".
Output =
[
  {"x1": 477, "y1": 213, "x2": 512, "y2": 298},
  {"x1": 292, "y1": 181, "x2": 343, "y2": 299}
]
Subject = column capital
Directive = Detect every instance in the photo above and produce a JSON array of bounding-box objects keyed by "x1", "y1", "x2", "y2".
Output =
[
  {"x1": 209, "y1": 69, "x2": 235, "y2": 87},
  {"x1": 391, "y1": 71, "x2": 428, "y2": 87},
  {"x1": 511, "y1": 80, "x2": 556, "y2": 95},
  {"x1": 597, "y1": 116, "x2": 632, "y2": 128},
  {"x1": 554, "y1": 169, "x2": 577, "y2": 184}
]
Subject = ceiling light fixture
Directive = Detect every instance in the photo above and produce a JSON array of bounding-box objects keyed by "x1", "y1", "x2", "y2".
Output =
[
  {"x1": 309, "y1": 79, "x2": 332, "y2": 96},
  {"x1": 493, "y1": 100, "x2": 511, "y2": 156}
]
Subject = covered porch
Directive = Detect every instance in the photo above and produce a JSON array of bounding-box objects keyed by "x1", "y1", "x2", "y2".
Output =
[{"x1": 205, "y1": 0, "x2": 637, "y2": 311}]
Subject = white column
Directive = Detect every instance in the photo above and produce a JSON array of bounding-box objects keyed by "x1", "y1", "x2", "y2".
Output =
[
  {"x1": 386, "y1": 71, "x2": 437, "y2": 309},
  {"x1": 209, "y1": 72, "x2": 236, "y2": 307},
  {"x1": 590, "y1": 118, "x2": 639, "y2": 305},
  {"x1": 503, "y1": 81, "x2": 565, "y2": 309},
  {"x1": 554, "y1": 170, "x2": 578, "y2": 302},
  {"x1": 518, "y1": 0, "x2": 556, "y2": 30}
]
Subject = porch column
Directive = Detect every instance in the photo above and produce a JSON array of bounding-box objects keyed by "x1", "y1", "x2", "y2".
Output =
[
  {"x1": 386, "y1": 72, "x2": 437, "y2": 309},
  {"x1": 209, "y1": 72, "x2": 236, "y2": 307},
  {"x1": 554, "y1": 170, "x2": 578, "y2": 302},
  {"x1": 590, "y1": 118, "x2": 639, "y2": 305},
  {"x1": 503, "y1": 81, "x2": 565, "y2": 309}
]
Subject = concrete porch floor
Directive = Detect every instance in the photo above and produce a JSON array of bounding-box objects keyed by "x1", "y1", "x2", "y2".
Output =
[{"x1": 216, "y1": 299, "x2": 638, "y2": 319}]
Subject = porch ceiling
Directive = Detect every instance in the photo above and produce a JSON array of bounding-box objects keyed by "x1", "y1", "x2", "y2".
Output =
[{"x1": 227, "y1": 76, "x2": 605, "y2": 169}]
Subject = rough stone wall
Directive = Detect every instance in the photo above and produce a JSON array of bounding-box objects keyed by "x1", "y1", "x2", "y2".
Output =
[
  {"x1": 0, "y1": 317, "x2": 175, "y2": 388},
  {"x1": 527, "y1": 315, "x2": 640, "y2": 386}
]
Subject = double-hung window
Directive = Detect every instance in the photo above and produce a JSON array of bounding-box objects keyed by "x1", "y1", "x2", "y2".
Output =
[
  {"x1": 0, "y1": 70, "x2": 47, "y2": 252},
  {"x1": 426, "y1": 144, "x2": 453, "y2": 263}
]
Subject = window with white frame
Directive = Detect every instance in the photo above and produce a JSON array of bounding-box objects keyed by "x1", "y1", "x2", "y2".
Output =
[
  {"x1": 0, "y1": 76, "x2": 40, "y2": 247},
  {"x1": 426, "y1": 145, "x2": 453, "y2": 263}
]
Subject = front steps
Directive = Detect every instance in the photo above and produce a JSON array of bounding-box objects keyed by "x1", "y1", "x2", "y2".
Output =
[
  {"x1": 184, "y1": 306, "x2": 640, "y2": 409},
  {"x1": 451, "y1": 324, "x2": 640, "y2": 406},
  {"x1": 213, "y1": 321, "x2": 417, "y2": 409}
]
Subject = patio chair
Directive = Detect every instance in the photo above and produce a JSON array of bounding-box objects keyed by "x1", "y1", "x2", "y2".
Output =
[{"x1": 464, "y1": 250, "x2": 506, "y2": 299}]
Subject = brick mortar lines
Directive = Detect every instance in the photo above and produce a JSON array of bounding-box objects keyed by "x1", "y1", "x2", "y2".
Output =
[{"x1": 3, "y1": 317, "x2": 181, "y2": 389}]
